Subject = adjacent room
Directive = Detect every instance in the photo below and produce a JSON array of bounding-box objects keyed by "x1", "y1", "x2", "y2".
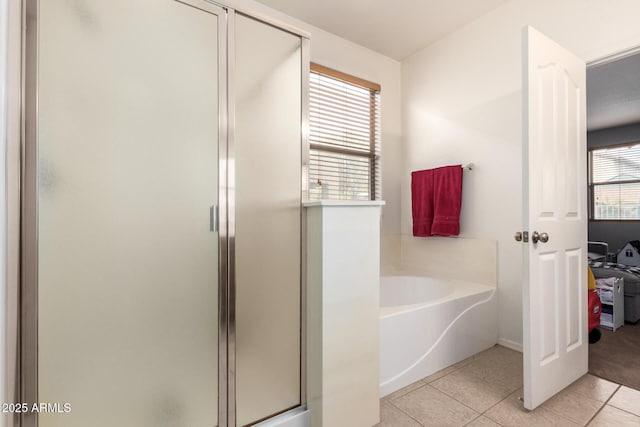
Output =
[{"x1": 585, "y1": 51, "x2": 640, "y2": 391}]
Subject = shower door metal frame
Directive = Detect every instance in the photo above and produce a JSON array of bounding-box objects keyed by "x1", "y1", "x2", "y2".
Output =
[
  {"x1": 17, "y1": 1, "x2": 309, "y2": 426},
  {"x1": 20, "y1": 3, "x2": 37, "y2": 427},
  {"x1": 226, "y1": 10, "x2": 310, "y2": 426}
]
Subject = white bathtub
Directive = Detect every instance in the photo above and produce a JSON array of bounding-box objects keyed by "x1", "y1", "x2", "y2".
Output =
[{"x1": 379, "y1": 275, "x2": 497, "y2": 397}]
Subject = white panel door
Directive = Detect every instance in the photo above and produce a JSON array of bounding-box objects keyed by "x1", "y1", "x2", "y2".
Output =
[{"x1": 522, "y1": 26, "x2": 587, "y2": 410}]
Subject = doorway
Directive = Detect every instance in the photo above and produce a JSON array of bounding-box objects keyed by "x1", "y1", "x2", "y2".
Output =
[{"x1": 586, "y1": 48, "x2": 640, "y2": 391}]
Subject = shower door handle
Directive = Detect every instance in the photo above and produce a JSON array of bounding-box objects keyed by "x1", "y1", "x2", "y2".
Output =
[{"x1": 210, "y1": 205, "x2": 219, "y2": 232}]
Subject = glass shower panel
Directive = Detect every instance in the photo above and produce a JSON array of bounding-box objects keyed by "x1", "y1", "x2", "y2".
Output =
[
  {"x1": 234, "y1": 14, "x2": 302, "y2": 426},
  {"x1": 37, "y1": 1, "x2": 220, "y2": 426}
]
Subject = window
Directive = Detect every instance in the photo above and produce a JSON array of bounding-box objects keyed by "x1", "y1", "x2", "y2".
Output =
[
  {"x1": 309, "y1": 63, "x2": 380, "y2": 201},
  {"x1": 590, "y1": 142, "x2": 640, "y2": 220}
]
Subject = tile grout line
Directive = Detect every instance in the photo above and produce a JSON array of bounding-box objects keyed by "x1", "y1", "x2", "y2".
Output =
[
  {"x1": 606, "y1": 404, "x2": 640, "y2": 419},
  {"x1": 422, "y1": 361, "x2": 468, "y2": 385},
  {"x1": 383, "y1": 362, "x2": 473, "y2": 427},
  {"x1": 445, "y1": 364, "x2": 522, "y2": 422},
  {"x1": 583, "y1": 383, "x2": 621, "y2": 426},
  {"x1": 594, "y1": 384, "x2": 640, "y2": 420},
  {"x1": 385, "y1": 386, "x2": 429, "y2": 427},
  {"x1": 433, "y1": 386, "x2": 485, "y2": 415},
  {"x1": 430, "y1": 374, "x2": 514, "y2": 417},
  {"x1": 536, "y1": 380, "x2": 618, "y2": 425},
  {"x1": 478, "y1": 374, "x2": 621, "y2": 426},
  {"x1": 431, "y1": 347, "x2": 518, "y2": 426},
  {"x1": 383, "y1": 357, "x2": 480, "y2": 425},
  {"x1": 461, "y1": 413, "x2": 483, "y2": 427},
  {"x1": 478, "y1": 387, "x2": 517, "y2": 426},
  {"x1": 384, "y1": 381, "x2": 429, "y2": 402},
  {"x1": 388, "y1": 382, "x2": 484, "y2": 426},
  {"x1": 383, "y1": 347, "x2": 514, "y2": 427}
]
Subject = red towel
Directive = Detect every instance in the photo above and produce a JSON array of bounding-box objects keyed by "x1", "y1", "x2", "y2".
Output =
[
  {"x1": 432, "y1": 165, "x2": 463, "y2": 236},
  {"x1": 411, "y1": 165, "x2": 463, "y2": 237},
  {"x1": 411, "y1": 169, "x2": 435, "y2": 237}
]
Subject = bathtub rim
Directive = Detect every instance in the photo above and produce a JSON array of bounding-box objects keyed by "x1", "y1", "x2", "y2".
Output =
[{"x1": 380, "y1": 275, "x2": 495, "y2": 318}]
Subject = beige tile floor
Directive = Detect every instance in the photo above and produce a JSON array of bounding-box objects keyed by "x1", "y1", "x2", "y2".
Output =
[{"x1": 378, "y1": 345, "x2": 640, "y2": 427}]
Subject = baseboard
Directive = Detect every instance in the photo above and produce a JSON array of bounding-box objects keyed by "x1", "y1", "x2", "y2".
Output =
[{"x1": 498, "y1": 337, "x2": 523, "y2": 352}]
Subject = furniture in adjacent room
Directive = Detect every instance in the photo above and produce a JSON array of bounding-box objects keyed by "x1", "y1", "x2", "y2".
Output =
[
  {"x1": 596, "y1": 277, "x2": 624, "y2": 331},
  {"x1": 591, "y1": 266, "x2": 640, "y2": 323}
]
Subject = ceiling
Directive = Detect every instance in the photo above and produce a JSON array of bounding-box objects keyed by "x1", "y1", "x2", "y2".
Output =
[
  {"x1": 587, "y1": 53, "x2": 640, "y2": 131},
  {"x1": 254, "y1": 0, "x2": 508, "y2": 60},
  {"x1": 255, "y1": 0, "x2": 640, "y2": 131}
]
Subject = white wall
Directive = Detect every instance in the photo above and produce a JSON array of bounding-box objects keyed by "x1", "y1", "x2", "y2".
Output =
[
  {"x1": 305, "y1": 201, "x2": 382, "y2": 427},
  {"x1": 399, "y1": 236, "x2": 497, "y2": 287},
  {"x1": 402, "y1": 0, "x2": 640, "y2": 349}
]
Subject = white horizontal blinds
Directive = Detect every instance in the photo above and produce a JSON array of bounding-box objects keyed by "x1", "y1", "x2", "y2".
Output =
[
  {"x1": 309, "y1": 63, "x2": 381, "y2": 200},
  {"x1": 591, "y1": 143, "x2": 640, "y2": 220}
]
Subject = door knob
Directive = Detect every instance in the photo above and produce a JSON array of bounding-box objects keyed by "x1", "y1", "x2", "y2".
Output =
[
  {"x1": 514, "y1": 231, "x2": 529, "y2": 243},
  {"x1": 532, "y1": 231, "x2": 549, "y2": 244}
]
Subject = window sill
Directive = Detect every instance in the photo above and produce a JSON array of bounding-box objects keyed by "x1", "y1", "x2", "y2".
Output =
[{"x1": 302, "y1": 200, "x2": 385, "y2": 208}]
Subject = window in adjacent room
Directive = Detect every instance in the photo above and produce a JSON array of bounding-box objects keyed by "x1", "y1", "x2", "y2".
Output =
[
  {"x1": 309, "y1": 63, "x2": 381, "y2": 201},
  {"x1": 589, "y1": 142, "x2": 640, "y2": 220}
]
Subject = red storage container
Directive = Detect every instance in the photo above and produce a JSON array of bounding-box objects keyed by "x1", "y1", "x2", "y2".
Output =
[{"x1": 588, "y1": 290, "x2": 601, "y2": 332}]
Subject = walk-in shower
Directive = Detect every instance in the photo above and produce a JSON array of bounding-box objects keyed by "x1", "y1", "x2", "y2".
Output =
[{"x1": 18, "y1": 1, "x2": 308, "y2": 426}]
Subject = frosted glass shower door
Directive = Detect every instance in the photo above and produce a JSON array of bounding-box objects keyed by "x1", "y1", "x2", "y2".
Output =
[
  {"x1": 32, "y1": 1, "x2": 223, "y2": 426},
  {"x1": 235, "y1": 14, "x2": 303, "y2": 426}
]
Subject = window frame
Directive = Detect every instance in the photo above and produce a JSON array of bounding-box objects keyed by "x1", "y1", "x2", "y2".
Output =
[
  {"x1": 309, "y1": 63, "x2": 381, "y2": 201},
  {"x1": 589, "y1": 140, "x2": 640, "y2": 222}
]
